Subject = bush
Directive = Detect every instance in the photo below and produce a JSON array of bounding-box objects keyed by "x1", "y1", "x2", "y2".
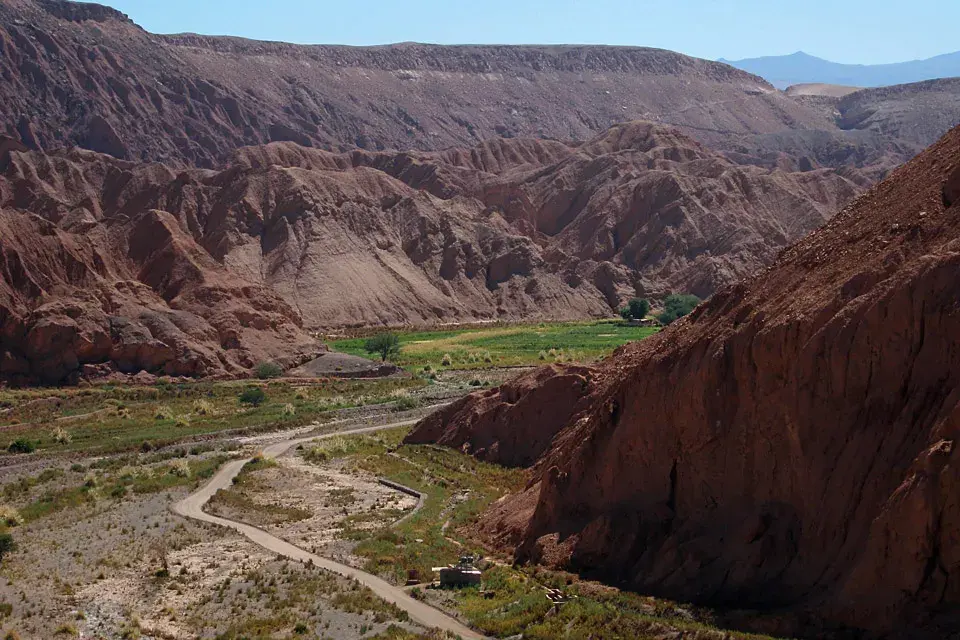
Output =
[
  {"x1": 239, "y1": 387, "x2": 267, "y2": 407},
  {"x1": 282, "y1": 403, "x2": 296, "y2": 416},
  {"x1": 169, "y1": 459, "x2": 191, "y2": 478},
  {"x1": 620, "y1": 297, "x2": 650, "y2": 321},
  {"x1": 0, "y1": 507, "x2": 22, "y2": 528},
  {"x1": 192, "y1": 399, "x2": 217, "y2": 416},
  {"x1": 393, "y1": 396, "x2": 419, "y2": 412},
  {"x1": 657, "y1": 294, "x2": 701, "y2": 326},
  {"x1": 154, "y1": 405, "x2": 174, "y2": 420},
  {"x1": 0, "y1": 534, "x2": 15, "y2": 561},
  {"x1": 7, "y1": 439, "x2": 34, "y2": 455},
  {"x1": 364, "y1": 333, "x2": 401, "y2": 362},
  {"x1": 441, "y1": 353, "x2": 453, "y2": 367},
  {"x1": 255, "y1": 362, "x2": 283, "y2": 380},
  {"x1": 52, "y1": 427, "x2": 72, "y2": 445}
]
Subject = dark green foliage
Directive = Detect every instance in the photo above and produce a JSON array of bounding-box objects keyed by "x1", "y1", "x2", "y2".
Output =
[
  {"x1": 7, "y1": 439, "x2": 34, "y2": 454},
  {"x1": 364, "y1": 333, "x2": 402, "y2": 362},
  {"x1": 0, "y1": 534, "x2": 15, "y2": 561},
  {"x1": 238, "y1": 387, "x2": 267, "y2": 407},
  {"x1": 620, "y1": 298, "x2": 650, "y2": 321},
  {"x1": 657, "y1": 294, "x2": 701, "y2": 325},
  {"x1": 255, "y1": 362, "x2": 283, "y2": 379}
]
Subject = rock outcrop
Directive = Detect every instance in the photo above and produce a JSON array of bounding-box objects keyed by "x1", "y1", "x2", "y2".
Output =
[{"x1": 407, "y1": 124, "x2": 960, "y2": 637}]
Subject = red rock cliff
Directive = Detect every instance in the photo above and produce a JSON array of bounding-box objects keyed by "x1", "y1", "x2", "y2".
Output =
[{"x1": 408, "y1": 124, "x2": 960, "y2": 636}]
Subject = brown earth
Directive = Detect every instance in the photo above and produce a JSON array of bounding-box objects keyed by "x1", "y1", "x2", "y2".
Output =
[
  {"x1": 0, "y1": 120, "x2": 861, "y2": 383},
  {"x1": 0, "y1": 0, "x2": 952, "y2": 177},
  {"x1": 406, "y1": 125, "x2": 960, "y2": 637}
]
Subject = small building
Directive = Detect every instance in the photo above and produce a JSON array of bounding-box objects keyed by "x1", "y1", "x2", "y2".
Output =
[{"x1": 435, "y1": 556, "x2": 482, "y2": 588}]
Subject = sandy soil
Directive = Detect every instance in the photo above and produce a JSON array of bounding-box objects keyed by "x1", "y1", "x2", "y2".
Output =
[{"x1": 208, "y1": 453, "x2": 417, "y2": 566}]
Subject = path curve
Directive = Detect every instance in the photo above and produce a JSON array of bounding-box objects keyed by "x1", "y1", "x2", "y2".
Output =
[{"x1": 173, "y1": 420, "x2": 484, "y2": 639}]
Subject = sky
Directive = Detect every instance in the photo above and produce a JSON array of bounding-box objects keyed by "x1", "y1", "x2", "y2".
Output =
[{"x1": 92, "y1": 0, "x2": 957, "y2": 65}]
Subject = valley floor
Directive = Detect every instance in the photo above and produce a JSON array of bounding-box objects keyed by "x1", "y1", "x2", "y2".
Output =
[{"x1": 0, "y1": 326, "x2": 781, "y2": 639}]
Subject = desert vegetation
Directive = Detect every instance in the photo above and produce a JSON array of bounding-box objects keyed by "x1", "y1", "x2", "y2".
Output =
[
  {"x1": 331, "y1": 320, "x2": 658, "y2": 371},
  {"x1": 657, "y1": 294, "x2": 702, "y2": 325},
  {"x1": 0, "y1": 377, "x2": 426, "y2": 456}
]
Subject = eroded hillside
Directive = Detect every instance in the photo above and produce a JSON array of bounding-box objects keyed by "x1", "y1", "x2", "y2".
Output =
[{"x1": 408, "y1": 124, "x2": 960, "y2": 637}]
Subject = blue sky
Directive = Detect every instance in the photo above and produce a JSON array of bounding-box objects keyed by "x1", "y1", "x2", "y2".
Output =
[{"x1": 95, "y1": 0, "x2": 955, "y2": 64}]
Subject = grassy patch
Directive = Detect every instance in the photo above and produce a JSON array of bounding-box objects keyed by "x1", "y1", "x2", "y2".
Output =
[
  {"x1": 0, "y1": 377, "x2": 425, "y2": 455},
  {"x1": 301, "y1": 426, "x2": 527, "y2": 584},
  {"x1": 451, "y1": 565, "x2": 782, "y2": 639},
  {"x1": 329, "y1": 320, "x2": 658, "y2": 370},
  {"x1": 19, "y1": 455, "x2": 230, "y2": 522}
]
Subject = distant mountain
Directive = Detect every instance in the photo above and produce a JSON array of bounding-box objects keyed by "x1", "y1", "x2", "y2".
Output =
[{"x1": 720, "y1": 50, "x2": 960, "y2": 89}]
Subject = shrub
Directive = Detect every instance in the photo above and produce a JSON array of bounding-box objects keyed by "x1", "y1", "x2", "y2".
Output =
[
  {"x1": 294, "y1": 623, "x2": 309, "y2": 635},
  {"x1": 469, "y1": 379, "x2": 482, "y2": 387},
  {"x1": 255, "y1": 362, "x2": 283, "y2": 380},
  {"x1": 0, "y1": 507, "x2": 22, "y2": 528},
  {"x1": 282, "y1": 403, "x2": 296, "y2": 416},
  {"x1": 169, "y1": 459, "x2": 191, "y2": 478},
  {"x1": 239, "y1": 387, "x2": 267, "y2": 407},
  {"x1": 483, "y1": 350, "x2": 493, "y2": 363},
  {"x1": 538, "y1": 350, "x2": 547, "y2": 360},
  {"x1": 4, "y1": 631, "x2": 20, "y2": 640},
  {"x1": 364, "y1": 333, "x2": 401, "y2": 362},
  {"x1": 0, "y1": 534, "x2": 15, "y2": 561},
  {"x1": 154, "y1": 405, "x2": 174, "y2": 420},
  {"x1": 52, "y1": 427, "x2": 72, "y2": 445},
  {"x1": 441, "y1": 353, "x2": 453, "y2": 367},
  {"x1": 70, "y1": 463, "x2": 86, "y2": 473},
  {"x1": 174, "y1": 416, "x2": 191, "y2": 429},
  {"x1": 192, "y1": 399, "x2": 217, "y2": 416},
  {"x1": 7, "y1": 439, "x2": 34, "y2": 455},
  {"x1": 657, "y1": 294, "x2": 701, "y2": 326},
  {"x1": 393, "y1": 396, "x2": 419, "y2": 412}
]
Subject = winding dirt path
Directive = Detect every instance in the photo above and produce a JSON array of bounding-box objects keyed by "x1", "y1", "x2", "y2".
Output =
[{"x1": 173, "y1": 420, "x2": 484, "y2": 639}]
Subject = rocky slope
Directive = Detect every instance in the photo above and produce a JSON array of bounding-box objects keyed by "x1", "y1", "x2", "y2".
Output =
[
  {"x1": 0, "y1": 141, "x2": 325, "y2": 385},
  {"x1": 0, "y1": 121, "x2": 860, "y2": 384},
  {"x1": 0, "y1": 0, "x2": 949, "y2": 177},
  {"x1": 407, "y1": 125, "x2": 960, "y2": 637}
]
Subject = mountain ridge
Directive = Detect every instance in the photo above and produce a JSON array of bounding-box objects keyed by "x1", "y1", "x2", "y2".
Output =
[{"x1": 724, "y1": 49, "x2": 960, "y2": 89}]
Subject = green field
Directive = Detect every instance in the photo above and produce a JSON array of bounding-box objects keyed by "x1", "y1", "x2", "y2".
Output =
[
  {"x1": 0, "y1": 377, "x2": 425, "y2": 456},
  {"x1": 329, "y1": 320, "x2": 659, "y2": 370}
]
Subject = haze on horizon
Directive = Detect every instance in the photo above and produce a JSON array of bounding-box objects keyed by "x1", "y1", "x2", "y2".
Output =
[{"x1": 86, "y1": 0, "x2": 955, "y2": 66}]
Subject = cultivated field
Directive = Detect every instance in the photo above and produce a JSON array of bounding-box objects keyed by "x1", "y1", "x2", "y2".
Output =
[{"x1": 329, "y1": 320, "x2": 659, "y2": 371}]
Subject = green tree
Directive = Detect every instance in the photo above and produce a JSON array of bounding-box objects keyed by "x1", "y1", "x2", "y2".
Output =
[
  {"x1": 255, "y1": 361, "x2": 283, "y2": 379},
  {"x1": 0, "y1": 533, "x2": 15, "y2": 561},
  {"x1": 619, "y1": 298, "x2": 650, "y2": 321},
  {"x1": 364, "y1": 333, "x2": 402, "y2": 362},
  {"x1": 657, "y1": 294, "x2": 701, "y2": 325},
  {"x1": 628, "y1": 298, "x2": 650, "y2": 320}
]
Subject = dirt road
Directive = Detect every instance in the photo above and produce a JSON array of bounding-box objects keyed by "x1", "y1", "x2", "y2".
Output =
[{"x1": 173, "y1": 420, "x2": 484, "y2": 639}]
